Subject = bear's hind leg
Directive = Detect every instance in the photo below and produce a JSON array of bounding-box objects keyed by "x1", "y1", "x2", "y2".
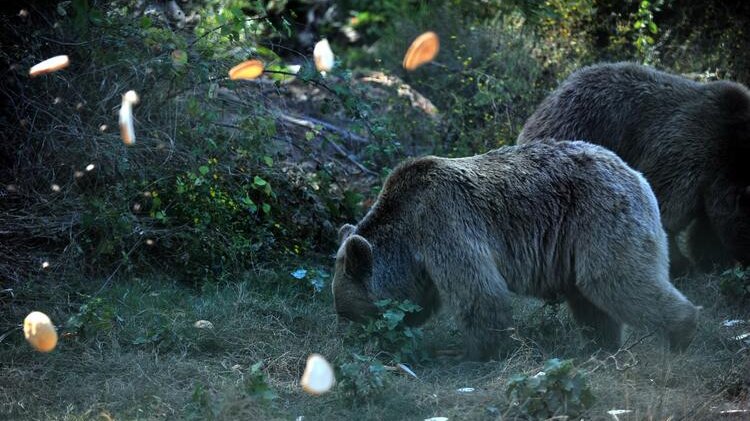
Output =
[
  {"x1": 574, "y1": 273, "x2": 698, "y2": 352},
  {"x1": 566, "y1": 287, "x2": 622, "y2": 352}
]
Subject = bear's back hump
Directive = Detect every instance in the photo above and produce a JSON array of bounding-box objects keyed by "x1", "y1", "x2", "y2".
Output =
[
  {"x1": 378, "y1": 141, "x2": 647, "y2": 208},
  {"x1": 519, "y1": 63, "x2": 705, "y2": 157},
  {"x1": 357, "y1": 141, "x2": 655, "y2": 241},
  {"x1": 522, "y1": 63, "x2": 750, "y2": 149}
]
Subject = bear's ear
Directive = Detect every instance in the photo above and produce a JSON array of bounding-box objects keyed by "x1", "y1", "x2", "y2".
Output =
[
  {"x1": 343, "y1": 234, "x2": 373, "y2": 279},
  {"x1": 338, "y1": 224, "x2": 356, "y2": 244}
]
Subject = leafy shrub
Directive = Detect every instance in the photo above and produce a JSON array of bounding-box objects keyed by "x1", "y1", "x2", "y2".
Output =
[
  {"x1": 6, "y1": 0, "x2": 749, "y2": 289},
  {"x1": 1, "y1": 1, "x2": 379, "y2": 283},
  {"x1": 244, "y1": 361, "x2": 277, "y2": 401},
  {"x1": 66, "y1": 295, "x2": 117, "y2": 338},
  {"x1": 346, "y1": 299, "x2": 426, "y2": 363},
  {"x1": 367, "y1": 4, "x2": 546, "y2": 155},
  {"x1": 186, "y1": 382, "x2": 213, "y2": 420},
  {"x1": 506, "y1": 358, "x2": 594, "y2": 419},
  {"x1": 150, "y1": 155, "x2": 279, "y2": 280},
  {"x1": 290, "y1": 267, "x2": 330, "y2": 293},
  {"x1": 337, "y1": 354, "x2": 388, "y2": 401},
  {"x1": 720, "y1": 267, "x2": 750, "y2": 304}
]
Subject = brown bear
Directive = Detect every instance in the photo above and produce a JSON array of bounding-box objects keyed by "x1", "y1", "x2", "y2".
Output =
[
  {"x1": 332, "y1": 140, "x2": 699, "y2": 360},
  {"x1": 518, "y1": 62, "x2": 750, "y2": 274}
]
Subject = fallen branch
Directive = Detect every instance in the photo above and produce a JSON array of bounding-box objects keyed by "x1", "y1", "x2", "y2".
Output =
[
  {"x1": 214, "y1": 95, "x2": 377, "y2": 175},
  {"x1": 384, "y1": 363, "x2": 419, "y2": 380},
  {"x1": 277, "y1": 113, "x2": 369, "y2": 144},
  {"x1": 216, "y1": 95, "x2": 369, "y2": 144},
  {"x1": 361, "y1": 71, "x2": 439, "y2": 118},
  {"x1": 276, "y1": 113, "x2": 377, "y2": 176},
  {"x1": 584, "y1": 331, "x2": 654, "y2": 373}
]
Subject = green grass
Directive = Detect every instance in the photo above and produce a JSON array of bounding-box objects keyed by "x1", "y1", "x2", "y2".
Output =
[{"x1": 1, "y1": 268, "x2": 748, "y2": 420}]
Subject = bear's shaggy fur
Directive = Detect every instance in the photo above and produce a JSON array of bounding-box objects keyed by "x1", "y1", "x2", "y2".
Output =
[
  {"x1": 333, "y1": 140, "x2": 699, "y2": 360},
  {"x1": 518, "y1": 62, "x2": 750, "y2": 273}
]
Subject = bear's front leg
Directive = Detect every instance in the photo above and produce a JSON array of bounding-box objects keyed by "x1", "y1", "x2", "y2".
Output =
[
  {"x1": 459, "y1": 294, "x2": 514, "y2": 361},
  {"x1": 427, "y1": 255, "x2": 513, "y2": 361},
  {"x1": 566, "y1": 287, "x2": 622, "y2": 352}
]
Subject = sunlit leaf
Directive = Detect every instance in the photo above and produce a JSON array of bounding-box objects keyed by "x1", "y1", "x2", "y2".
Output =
[
  {"x1": 29, "y1": 55, "x2": 69, "y2": 77},
  {"x1": 229, "y1": 59, "x2": 264, "y2": 80},
  {"x1": 403, "y1": 32, "x2": 440, "y2": 71}
]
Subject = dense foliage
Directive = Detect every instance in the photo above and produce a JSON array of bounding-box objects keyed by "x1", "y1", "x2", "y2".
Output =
[
  {"x1": 506, "y1": 358, "x2": 595, "y2": 418},
  {"x1": 1, "y1": 0, "x2": 749, "y2": 283},
  {"x1": 345, "y1": 299, "x2": 426, "y2": 363}
]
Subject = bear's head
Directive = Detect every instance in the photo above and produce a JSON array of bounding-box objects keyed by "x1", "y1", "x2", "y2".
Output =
[{"x1": 332, "y1": 224, "x2": 379, "y2": 322}]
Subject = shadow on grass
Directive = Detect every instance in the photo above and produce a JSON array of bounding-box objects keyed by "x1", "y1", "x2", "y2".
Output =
[{"x1": 0, "y1": 270, "x2": 748, "y2": 420}]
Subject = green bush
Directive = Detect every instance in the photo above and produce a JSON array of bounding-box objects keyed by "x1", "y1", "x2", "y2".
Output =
[
  {"x1": 361, "y1": 4, "x2": 546, "y2": 155},
  {"x1": 346, "y1": 299, "x2": 426, "y2": 363},
  {"x1": 4, "y1": 0, "x2": 750, "y2": 288},
  {"x1": 720, "y1": 267, "x2": 750, "y2": 304},
  {"x1": 506, "y1": 358, "x2": 594, "y2": 419},
  {"x1": 1, "y1": 1, "x2": 377, "y2": 282},
  {"x1": 337, "y1": 354, "x2": 389, "y2": 401},
  {"x1": 65, "y1": 295, "x2": 117, "y2": 338},
  {"x1": 243, "y1": 361, "x2": 277, "y2": 401}
]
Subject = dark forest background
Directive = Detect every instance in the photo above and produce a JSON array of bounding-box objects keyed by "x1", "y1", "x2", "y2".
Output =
[{"x1": 2, "y1": 0, "x2": 749, "y2": 283}]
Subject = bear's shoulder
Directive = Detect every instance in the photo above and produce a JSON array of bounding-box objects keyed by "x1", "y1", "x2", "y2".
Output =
[
  {"x1": 568, "y1": 62, "x2": 697, "y2": 91},
  {"x1": 516, "y1": 139, "x2": 619, "y2": 162},
  {"x1": 708, "y1": 80, "x2": 750, "y2": 118}
]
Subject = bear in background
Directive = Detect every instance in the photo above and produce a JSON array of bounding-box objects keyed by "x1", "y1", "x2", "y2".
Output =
[
  {"x1": 332, "y1": 140, "x2": 699, "y2": 361},
  {"x1": 518, "y1": 62, "x2": 750, "y2": 275}
]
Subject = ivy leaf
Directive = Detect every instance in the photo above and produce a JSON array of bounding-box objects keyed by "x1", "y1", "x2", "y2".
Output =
[
  {"x1": 139, "y1": 16, "x2": 152, "y2": 29},
  {"x1": 383, "y1": 309, "x2": 405, "y2": 330},
  {"x1": 374, "y1": 299, "x2": 393, "y2": 309}
]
